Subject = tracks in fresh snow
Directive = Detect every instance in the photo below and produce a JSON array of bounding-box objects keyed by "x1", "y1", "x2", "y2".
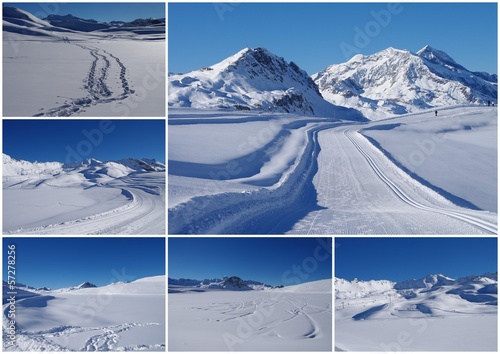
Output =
[{"x1": 35, "y1": 44, "x2": 134, "y2": 117}]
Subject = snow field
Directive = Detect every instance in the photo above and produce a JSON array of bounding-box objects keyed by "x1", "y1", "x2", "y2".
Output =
[
  {"x1": 169, "y1": 279, "x2": 332, "y2": 351},
  {"x1": 4, "y1": 172, "x2": 165, "y2": 235},
  {"x1": 4, "y1": 33, "x2": 164, "y2": 117},
  {"x1": 3, "y1": 276, "x2": 165, "y2": 352}
]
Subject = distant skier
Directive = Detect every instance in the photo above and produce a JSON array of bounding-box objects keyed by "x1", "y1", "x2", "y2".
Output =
[
  {"x1": 488, "y1": 100, "x2": 491, "y2": 106},
  {"x1": 435, "y1": 110, "x2": 438, "y2": 116}
]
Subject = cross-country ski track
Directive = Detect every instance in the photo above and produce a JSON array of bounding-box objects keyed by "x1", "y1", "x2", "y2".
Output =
[
  {"x1": 6, "y1": 174, "x2": 165, "y2": 235},
  {"x1": 168, "y1": 107, "x2": 497, "y2": 235}
]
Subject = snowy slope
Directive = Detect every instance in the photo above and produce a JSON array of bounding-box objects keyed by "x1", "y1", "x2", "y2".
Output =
[
  {"x1": 169, "y1": 278, "x2": 331, "y2": 351},
  {"x1": 3, "y1": 7, "x2": 165, "y2": 117},
  {"x1": 3, "y1": 154, "x2": 165, "y2": 235},
  {"x1": 313, "y1": 46, "x2": 497, "y2": 119},
  {"x1": 169, "y1": 106, "x2": 496, "y2": 235},
  {"x1": 169, "y1": 47, "x2": 365, "y2": 119},
  {"x1": 2, "y1": 276, "x2": 165, "y2": 351},
  {"x1": 335, "y1": 273, "x2": 497, "y2": 351}
]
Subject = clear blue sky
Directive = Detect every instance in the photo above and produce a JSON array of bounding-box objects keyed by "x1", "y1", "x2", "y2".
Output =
[
  {"x1": 335, "y1": 237, "x2": 497, "y2": 282},
  {"x1": 3, "y1": 120, "x2": 165, "y2": 163},
  {"x1": 4, "y1": 2, "x2": 165, "y2": 22},
  {"x1": 169, "y1": 2, "x2": 497, "y2": 75},
  {"x1": 168, "y1": 237, "x2": 332, "y2": 286},
  {"x1": 3, "y1": 237, "x2": 165, "y2": 289}
]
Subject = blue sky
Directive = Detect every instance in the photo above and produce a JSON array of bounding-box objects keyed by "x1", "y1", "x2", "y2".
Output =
[
  {"x1": 168, "y1": 237, "x2": 332, "y2": 286},
  {"x1": 3, "y1": 237, "x2": 165, "y2": 289},
  {"x1": 169, "y1": 2, "x2": 497, "y2": 75},
  {"x1": 335, "y1": 238, "x2": 497, "y2": 282},
  {"x1": 3, "y1": 120, "x2": 165, "y2": 163},
  {"x1": 5, "y1": 2, "x2": 165, "y2": 22}
]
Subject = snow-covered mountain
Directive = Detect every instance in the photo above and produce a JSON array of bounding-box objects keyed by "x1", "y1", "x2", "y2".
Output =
[
  {"x1": 394, "y1": 273, "x2": 455, "y2": 290},
  {"x1": 3, "y1": 6, "x2": 165, "y2": 35},
  {"x1": 168, "y1": 276, "x2": 275, "y2": 291},
  {"x1": 169, "y1": 47, "x2": 365, "y2": 120},
  {"x1": 3, "y1": 154, "x2": 165, "y2": 182},
  {"x1": 313, "y1": 45, "x2": 498, "y2": 119},
  {"x1": 336, "y1": 272, "x2": 498, "y2": 300},
  {"x1": 43, "y1": 13, "x2": 165, "y2": 32}
]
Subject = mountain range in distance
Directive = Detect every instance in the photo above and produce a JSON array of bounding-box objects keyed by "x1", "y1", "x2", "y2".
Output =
[
  {"x1": 168, "y1": 275, "x2": 285, "y2": 292},
  {"x1": 335, "y1": 272, "x2": 497, "y2": 300},
  {"x1": 3, "y1": 153, "x2": 165, "y2": 181},
  {"x1": 169, "y1": 45, "x2": 497, "y2": 120},
  {"x1": 3, "y1": 6, "x2": 165, "y2": 34}
]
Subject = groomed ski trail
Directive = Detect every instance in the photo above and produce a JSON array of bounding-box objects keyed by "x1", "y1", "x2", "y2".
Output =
[
  {"x1": 169, "y1": 120, "x2": 497, "y2": 235},
  {"x1": 5, "y1": 174, "x2": 165, "y2": 235}
]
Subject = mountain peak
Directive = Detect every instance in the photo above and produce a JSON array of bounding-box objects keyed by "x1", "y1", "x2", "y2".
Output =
[
  {"x1": 77, "y1": 281, "x2": 97, "y2": 289},
  {"x1": 417, "y1": 45, "x2": 459, "y2": 66}
]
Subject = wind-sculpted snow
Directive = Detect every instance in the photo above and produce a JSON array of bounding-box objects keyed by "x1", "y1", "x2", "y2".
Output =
[
  {"x1": 169, "y1": 106, "x2": 496, "y2": 234},
  {"x1": 169, "y1": 279, "x2": 331, "y2": 351},
  {"x1": 2, "y1": 276, "x2": 165, "y2": 351},
  {"x1": 4, "y1": 155, "x2": 165, "y2": 235},
  {"x1": 335, "y1": 274, "x2": 497, "y2": 351}
]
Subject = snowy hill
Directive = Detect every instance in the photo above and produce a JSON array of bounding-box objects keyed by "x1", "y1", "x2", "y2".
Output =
[
  {"x1": 3, "y1": 276, "x2": 165, "y2": 351},
  {"x1": 3, "y1": 154, "x2": 166, "y2": 235},
  {"x1": 313, "y1": 46, "x2": 498, "y2": 119},
  {"x1": 336, "y1": 273, "x2": 497, "y2": 351},
  {"x1": 168, "y1": 47, "x2": 365, "y2": 120},
  {"x1": 3, "y1": 154, "x2": 165, "y2": 182}
]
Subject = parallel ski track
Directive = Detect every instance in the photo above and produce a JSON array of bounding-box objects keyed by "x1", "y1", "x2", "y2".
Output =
[
  {"x1": 344, "y1": 128, "x2": 497, "y2": 234},
  {"x1": 170, "y1": 118, "x2": 497, "y2": 234}
]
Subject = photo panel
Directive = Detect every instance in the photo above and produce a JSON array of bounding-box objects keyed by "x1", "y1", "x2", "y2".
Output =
[
  {"x1": 3, "y1": 119, "x2": 166, "y2": 235},
  {"x1": 334, "y1": 237, "x2": 498, "y2": 351},
  {"x1": 168, "y1": 237, "x2": 332, "y2": 351},
  {"x1": 3, "y1": 237, "x2": 166, "y2": 351},
  {"x1": 3, "y1": 2, "x2": 165, "y2": 117}
]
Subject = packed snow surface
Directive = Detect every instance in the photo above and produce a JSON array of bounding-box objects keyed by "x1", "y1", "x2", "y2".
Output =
[
  {"x1": 3, "y1": 155, "x2": 165, "y2": 235},
  {"x1": 3, "y1": 7, "x2": 165, "y2": 117},
  {"x1": 335, "y1": 274, "x2": 497, "y2": 351},
  {"x1": 168, "y1": 106, "x2": 497, "y2": 234},
  {"x1": 169, "y1": 279, "x2": 332, "y2": 351},
  {"x1": 2, "y1": 276, "x2": 165, "y2": 351}
]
